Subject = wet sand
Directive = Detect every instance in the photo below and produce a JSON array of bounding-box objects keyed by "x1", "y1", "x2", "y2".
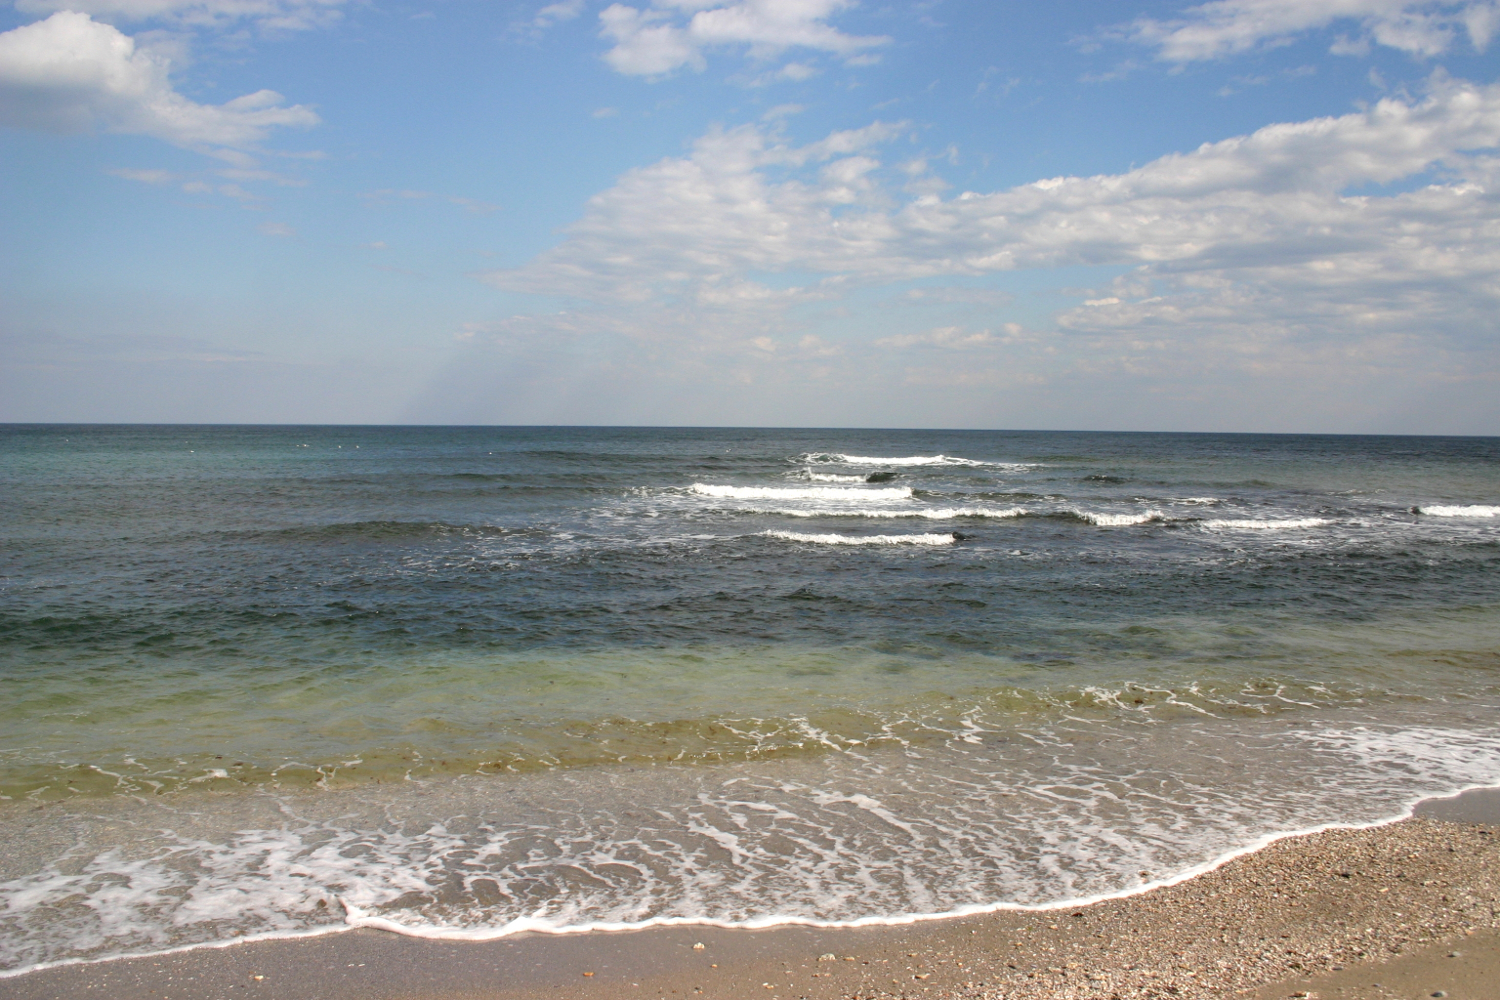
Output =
[{"x1": 6, "y1": 789, "x2": 1499, "y2": 1000}]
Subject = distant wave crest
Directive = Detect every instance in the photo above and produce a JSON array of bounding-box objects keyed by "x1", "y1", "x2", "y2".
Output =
[
  {"x1": 1418, "y1": 505, "x2": 1500, "y2": 518},
  {"x1": 745, "y1": 506, "x2": 1026, "y2": 520},
  {"x1": 801, "y1": 453, "x2": 989, "y2": 467},
  {"x1": 762, "y1": 530, "x2": 958, "y2": 546},
  {"x1": 693, "y1": 484, "x2": 913, "y2": 501}
]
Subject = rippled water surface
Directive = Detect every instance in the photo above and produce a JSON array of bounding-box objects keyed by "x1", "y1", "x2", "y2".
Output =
[{"x1": 2, "y1": 425, "x2": 1499, "y2": 974}]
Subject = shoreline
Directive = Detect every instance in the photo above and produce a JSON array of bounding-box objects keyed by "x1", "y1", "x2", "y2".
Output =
[
  {"x1": 6, "y1": 785, "x2": 1497, "y2": 980},
  {"x1": 5, "y1": 788, "x2": 1498, "y2": 999}
]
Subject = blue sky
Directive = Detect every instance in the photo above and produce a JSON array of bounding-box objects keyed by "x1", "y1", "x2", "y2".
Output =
[{"x1": 2, "y1": 0, "x2": 1498, "y2": 431}]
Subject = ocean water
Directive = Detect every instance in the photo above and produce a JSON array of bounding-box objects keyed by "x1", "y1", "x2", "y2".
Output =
[{"x1": 2, "y1": 424, "x2": 1499, "y2": 975}]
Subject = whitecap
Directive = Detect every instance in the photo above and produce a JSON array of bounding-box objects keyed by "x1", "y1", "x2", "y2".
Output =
[
  {"x1": 803, "y1": 472, "x2": 868, "y2": 484},
  {"x1": 693, "y1": 484, "x2": 913, "y2": 501},
  {"x1": 745, "y1": 507, "x2": 1026, "y2": 520},
  {"x1": 761, "y1": 530, "x2": 958, "y2": 546},
  {"x1": 802, "y1": 453, "x2": 989, "y2": 467},
  {"x1": 1077, "y1": 510, "x2": 1163, "y2": 527},
  {"x1": 1417, "y1": 505, "x2": 1499, "y2": 518}
]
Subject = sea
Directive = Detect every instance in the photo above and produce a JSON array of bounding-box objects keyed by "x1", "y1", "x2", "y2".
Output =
[{"x1": 2, "y1": 424, "x2": 1499, "y2": 977}]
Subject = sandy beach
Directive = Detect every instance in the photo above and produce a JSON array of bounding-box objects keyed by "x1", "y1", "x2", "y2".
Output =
[{"x1": 6, "y1": 789, "x2": 1497, "y2": 1000}]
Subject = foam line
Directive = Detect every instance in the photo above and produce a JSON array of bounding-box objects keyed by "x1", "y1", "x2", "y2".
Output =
[{"x1": 12, "y1": 781, "x2": 1495, "y2": 980}]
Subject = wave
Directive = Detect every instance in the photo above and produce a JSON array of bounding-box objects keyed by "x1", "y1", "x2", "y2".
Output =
[
  {"x1": 261, "y1": 520, "x2": 516, "y2": 542},
  {"x1": 1417, "y1": 505, "x2": 1500, "y2": 518},
  {"x1": 801, "y1": 453, "x2": 991, "y2": 467},
  {"x1": 1074, "y1": 509, "x2": 1164, "y2": 527},
  {"x1": 1200, "y1": 518, "x2": 1330, "y2": 530},
  {"x1": 1067, "y1": 512, "x2": 1327, "y2": 530},
  {"x1": 803, "y1": 472, "x2": 869, "y2": 484},
  {"x1": 692, "y1": 484, "x2": 913, "y2": 501},
  {"x1": 6, "y1": 726, "x2": 1499, "y2": 977},
  {"x1": 745, "y1": 507, "x2": 1026, "y2": 520},
  {"x1": 762, "y1": 530, "x2": 958, "y2": 546}
]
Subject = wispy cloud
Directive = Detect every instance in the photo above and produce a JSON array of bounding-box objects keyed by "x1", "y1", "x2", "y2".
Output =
[
  {"x1": 1119, "y1": 0, "x2": 1499, "y2": 63},
  {"x1": 107, "y1": 166, "x2": 178, "y2": 183},
  {"x1": 875, "y1": 325, "x2": 1021, "y2": 350},
  {"x1": 359, "y1": 188, "x2": 433, "y2": 203},
  {"x1": 13, "y1": 0, "x2": 348, "y2": 33},
  {"x1": 597, "y1": 0, "x2": 890, "y2": 77},
  {"x1": 533, "y1": 0, "x2": 586, "y2": 28},
  {"x1": 449, "y1": 196, "x2": 501, "y2": 214}
]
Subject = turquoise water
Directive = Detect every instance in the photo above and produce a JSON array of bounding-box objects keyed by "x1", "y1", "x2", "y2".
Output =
[{"x1": 2, "y1": 425, "x2": 1499, "y2": 974}]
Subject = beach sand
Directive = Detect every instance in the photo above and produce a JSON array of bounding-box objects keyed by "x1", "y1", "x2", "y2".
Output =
[{"x1": 6, "y1": 790, "x2": 1498, "y2": 1000}]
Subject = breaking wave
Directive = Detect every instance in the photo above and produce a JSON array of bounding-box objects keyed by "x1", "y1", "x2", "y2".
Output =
[
  {"x1": 761, "y1": 530, "x2": 959, "y2": 546},
  {"x1": 801, "y1": 453, "x2": 990, "y2": 467},
  {"x1": 744, "y1": 507, "x2": 1027, "y2": 520},
  {"x1": 1074, "y1": 510, "x2": 1165, "y2": 527},
  {"x1": 1418, "y1": 505, "x2": 1500, "y2": 518},
  {"x1": 693, "y1": 484, "x2": 913, "y2": 501},
  {"x1": 803, "y1": 472, "x2": 869, "y2": 484}
]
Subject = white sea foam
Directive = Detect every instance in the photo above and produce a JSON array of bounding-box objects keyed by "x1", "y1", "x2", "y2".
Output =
[
  {"x1": 802, "y1": 453, "x2": 992, "y2": 467},
  {"x1": 5, "y1": 722, "x2": 1500, "y2": 978},
  {"x1": 803, "y1": 471, "x2": 868, "y2": 483},
  {"x1": 693, "y1": 484, "x2": 913, "y2": 501},
  {"x1": 1077, "y1": 509, "x2": 1164, "y2": 527},
  {"x1": 1201, "y1": 518, "x2": 1330, "y2": 530},
  {"x1": 747, "y1": 507, "x2": 1027, "y2": 520},
  {"x1": 762, "y1": 530, "x2": 958, "y2": 546},
  {"x1": 1418, "y1": 504, "x2": 1500, "y2": 517}
]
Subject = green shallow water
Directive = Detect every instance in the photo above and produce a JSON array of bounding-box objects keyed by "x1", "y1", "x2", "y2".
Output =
[{"x1": 6, "y1": 605, "x2": 1498, "y2": 799}]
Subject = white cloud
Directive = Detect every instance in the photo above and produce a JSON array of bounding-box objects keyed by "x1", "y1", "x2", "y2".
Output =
[
  {"x1": 13, "y1": 0, "x2": 347, "y2": 32},
  {"x1": 598, "y1": 0, "x2": 889, "y2": 77},
  {"x1": 761, "y1": 101, "x2": 804, "y2": 119},
  {"x1": 487, "y1": 75, "x2": 1500, "y2": 387},
  {"x1": 486, "y1": 118, "x2": 909, "y2": 301},
  {"x1": 1124, "y1": 0, "x2": 1499, "y2": 62},
  {"x1": 533, "y1": 0, "x2": 586, "y2": 27},
  {"x1": 0, "y1": 12, "x2": 318, "y2": 150},
  {"x1": 257, "y1": 220, "x2": 293, "y2": 236},
  {"x1": 875, "y1": 325, "x2": 1023, "y2": 350}
]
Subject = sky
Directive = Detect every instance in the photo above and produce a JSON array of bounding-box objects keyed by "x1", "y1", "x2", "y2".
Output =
[{"x1": 1, "y1": 0, "x2": 1498, "y2": 432}]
